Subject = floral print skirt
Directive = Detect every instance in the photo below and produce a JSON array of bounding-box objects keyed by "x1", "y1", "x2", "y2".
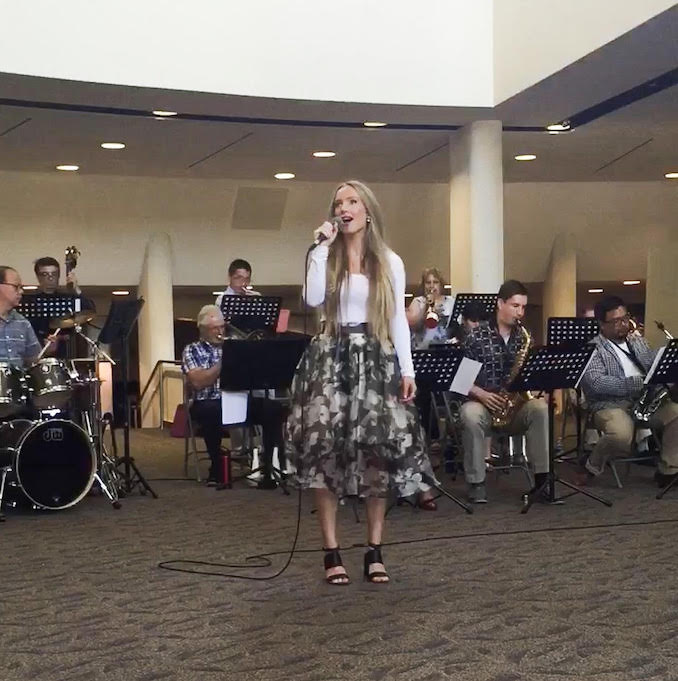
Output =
[{"x1": 286, "y1": 333, "x2": 435, "y2": 498}]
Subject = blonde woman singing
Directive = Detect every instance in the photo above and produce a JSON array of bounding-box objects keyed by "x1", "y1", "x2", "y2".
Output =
[{"x1": 287, "y1": 180, "x2": 435, "y2": 585}]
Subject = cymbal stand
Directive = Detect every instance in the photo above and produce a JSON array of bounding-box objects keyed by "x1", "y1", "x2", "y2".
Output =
[{"x1": 72, "y1": 325, "x2": 122, "y2": 509}]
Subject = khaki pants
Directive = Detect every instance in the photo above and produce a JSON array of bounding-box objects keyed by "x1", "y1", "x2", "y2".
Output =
[
  {"x1": 460, "y1": 399, "x2": 550, "y2": 484},
  {"x1": 589, "y1": 400, "x2": 678, "y2": 476}
]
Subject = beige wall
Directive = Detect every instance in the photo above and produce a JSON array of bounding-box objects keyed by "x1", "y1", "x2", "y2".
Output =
[
  {"x1": 0, "y1": 171, "x2": 450, "y2": 289},
  {"x1": 504, "y1": 181, "x2": 678, "y2": 283},
  {"x1": 2, "y1": 172, "x2": 676, "y2": 289}
]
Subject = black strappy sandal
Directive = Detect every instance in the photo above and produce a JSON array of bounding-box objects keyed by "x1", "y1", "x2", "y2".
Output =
[
  {"x1": 363, "y1": 544, "x2": 389, "y2": 584},
  {"x1": 323, "y1": 547, "x2": 350, "y2": 585}
]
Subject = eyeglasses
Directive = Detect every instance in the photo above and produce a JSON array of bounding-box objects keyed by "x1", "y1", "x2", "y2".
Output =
[
  {"x1": 1, "y1": 282, "x2": 23, "y2": 291},
  {"x1": 603, "y1": 314, "x2": 631, "y2": 327},
  {"x1": 37, "y1": 271, "x2": 59, "y2": 279}
]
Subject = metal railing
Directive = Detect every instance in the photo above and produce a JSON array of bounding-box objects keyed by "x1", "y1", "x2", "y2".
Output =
[{"x1": 139, "y1": 359, "x2": 183, "y2": 428}]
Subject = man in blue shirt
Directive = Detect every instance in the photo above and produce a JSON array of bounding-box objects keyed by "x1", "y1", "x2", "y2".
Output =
[{"x1": 0, "y1": 266, "x2": 42, "y2": 367}]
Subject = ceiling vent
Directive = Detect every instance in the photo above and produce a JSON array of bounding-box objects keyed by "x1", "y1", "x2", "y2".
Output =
[{"x1": 231, "y1": 187, "x2": 288, "y2": 231}]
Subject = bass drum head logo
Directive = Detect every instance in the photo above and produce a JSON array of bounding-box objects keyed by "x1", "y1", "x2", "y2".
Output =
[{"x1": 43, "y1": 426, "x2": 64, "y2": 442}]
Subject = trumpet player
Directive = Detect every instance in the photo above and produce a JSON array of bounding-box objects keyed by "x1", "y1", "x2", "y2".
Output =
[
  {"x1": 580, "y1": 296, "x2": 678, "y2": 487},
  {"x1": 214, "y1": 258, "x2": 261, "y2": 307},
  {"x1": 406, "y1": 267, "x2": 456, "y2": 349},
  {"x1": 460, "y1": 280, "x2": 549, "y2": 504}
]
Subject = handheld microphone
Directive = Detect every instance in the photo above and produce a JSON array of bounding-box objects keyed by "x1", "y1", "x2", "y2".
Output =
[{"x1": 310, "y1": 217, "x2": 343, "y2": 250}]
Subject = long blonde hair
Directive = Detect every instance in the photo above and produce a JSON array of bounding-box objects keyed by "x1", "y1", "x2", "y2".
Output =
[{"x1": 324, "y1": 180, "x2": 394, "y2": 346}]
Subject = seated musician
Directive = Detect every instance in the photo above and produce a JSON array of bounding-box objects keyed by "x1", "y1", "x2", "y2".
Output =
[
  {"x1": 406, "y1": 267, "x2": 455, "y2": 349},
  {"x1": 182, "y1": 305, "x2": 286, "y2": 487},
  {"x1": 580, "y1": 295, "x2": 678, "y2": 487},
  {"x1": 214, "y1": 258, "x2": 261, "y2": 306},
  {"x1": 456, "y1": 301, "x2": 489, "y2": 344},
  {"x1": 460, "y1": 280, "x2": 549, "y2": 504},
  {"x1": 31, "y1": 256, "x2": 95, "y2": 358},
  {"x1": 0, "y1": 266, "x2": 56, "y2": 369}
]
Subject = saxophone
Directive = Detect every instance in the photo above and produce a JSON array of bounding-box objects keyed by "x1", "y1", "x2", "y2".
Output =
[
  {"x1": 491, "y1": 322, "x2": 533, "y2": 429},
  {"x1": 632, "y1": 321, "x2": 674, "y2": 423}
]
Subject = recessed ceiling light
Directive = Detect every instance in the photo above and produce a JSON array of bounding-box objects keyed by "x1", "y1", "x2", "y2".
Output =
[
  {"x1": 152, "y1": 110, "x2": 177, "y2": 117},
  {"x1": 623, "y1": 280, "x2": 641, "y2": 286},
  {"x1": 23, "y1": 285, "x2": 38, "y2": 291},
  {"x1": 588, "y1": 288, "x2": 604, "y2": 294},
  {"x1": 515, "y1": 154, "x2": 537, "y2": 161},
  {"x1": 665, "y1": 172, "x2": 678, "y2": 179},
  {"x1": 274, "y1": 172, "x2": 295, "y2": 180},
  {"x1": 112, "y1": 290, "x2": 130, "y2": 296},
  {"x1": 547, "y1": 122, "x2": 571, "y2": 132},
  {"x1": 312, "y1": 151, "x2": 336, "y2": 158},
  {"x1": 101, "y1": 142, "x2": 126, "y2": 150},
  {"x1": 56, "y1": 164, "x2": 79, "y2": 171},
  {"x1": 363, "y1": 121, "x2": 387, "y2": 128}
]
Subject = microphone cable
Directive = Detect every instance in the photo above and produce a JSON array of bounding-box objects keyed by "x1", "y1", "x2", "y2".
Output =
[{"x1": 158, "y1": 241, "x2": 319, "y2": 581}]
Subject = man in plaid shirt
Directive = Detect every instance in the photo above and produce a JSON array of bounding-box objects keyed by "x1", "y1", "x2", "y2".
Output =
[
  {"x1": 182, "y1": 305, "x2": 286, "y2": 486},
  {"x1": 580, "y1": 296, "x2": 678, "y2": 486},
  {"x1": 461, "y1": 280, "x2": 549, "y2": 504}
]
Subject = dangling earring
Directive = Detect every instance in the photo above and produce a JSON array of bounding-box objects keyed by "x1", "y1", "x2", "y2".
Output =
[{"x1": 366, "y1": 215, "x2": 371, "y2": 224}]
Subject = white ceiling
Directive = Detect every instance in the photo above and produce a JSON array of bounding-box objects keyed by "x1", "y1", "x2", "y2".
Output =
[{"x1": 0, "y1": 6, "x2": 676, "y2": 183}]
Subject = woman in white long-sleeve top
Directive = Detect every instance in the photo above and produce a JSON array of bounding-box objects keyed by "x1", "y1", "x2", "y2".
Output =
[{"x1": 287, "y1": 180, "x2": 435, "y2": 585}]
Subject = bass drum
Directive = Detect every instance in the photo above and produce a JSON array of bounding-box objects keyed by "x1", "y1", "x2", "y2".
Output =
[{"x1": 0, "y1": 419, "x2": 95, "y2": 510}]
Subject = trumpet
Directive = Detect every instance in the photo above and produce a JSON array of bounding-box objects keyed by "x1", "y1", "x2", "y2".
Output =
[{"x1": 424, "y1": 294, "x2": 439, "y2": 329}]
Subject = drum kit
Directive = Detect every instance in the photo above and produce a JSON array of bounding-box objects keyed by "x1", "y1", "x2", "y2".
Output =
[{"x1": 0, "y1": 309, "x2": 124, "y2": 520}]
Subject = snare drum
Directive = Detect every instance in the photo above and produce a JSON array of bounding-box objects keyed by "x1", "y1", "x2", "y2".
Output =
[
  {"x1": 25, "y1": 358, "x2": 73, "y2": 409},
  {"x1": 0, "y1": 362, "x2": 27, "y2": 417},
  {"x1": 0, "y1": 418, "x2": 95, "y2": 510}
]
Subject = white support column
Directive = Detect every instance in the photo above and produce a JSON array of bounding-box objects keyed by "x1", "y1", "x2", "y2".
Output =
[
  {"x1": 646, "y1": 243, "x2": 678, "y2": 349},
  {"x1": 449, "y1": 120, "x2": 504, "y2": 293},
  {"x1": 138, "y1": 232, "x2": 175, "y2": 427}
]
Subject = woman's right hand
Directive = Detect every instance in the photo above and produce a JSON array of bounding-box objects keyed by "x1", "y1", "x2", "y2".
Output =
[{"x1": 313, "y1": 220, "x2": 339, "y2": 247}]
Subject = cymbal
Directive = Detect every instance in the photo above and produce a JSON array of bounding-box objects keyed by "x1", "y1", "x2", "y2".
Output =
[{"x1": 49, "y1": 310, "x2": 95, "y2": 329}]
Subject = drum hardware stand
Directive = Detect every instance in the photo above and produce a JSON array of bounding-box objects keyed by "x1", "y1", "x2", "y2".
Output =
[
  {"x1": 0, "y1": 465, "x2": 10, "y2": 521},
  {"x1": 99, "y1": 298, "x2": 157, "y2": 499},
  {"x1": 69, "y1": 324, "x2": 124, "y2": 509}
]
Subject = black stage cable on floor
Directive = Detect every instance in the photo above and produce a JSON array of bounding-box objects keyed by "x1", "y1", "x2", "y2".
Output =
[
  {"x1": 158, "y1": 247, "x2": 316, "y2": 581},
  {"x1": 158, "y1": 516, "x2": 678, "y2": 579}
]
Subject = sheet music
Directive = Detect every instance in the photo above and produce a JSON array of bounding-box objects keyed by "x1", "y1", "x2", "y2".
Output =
[
  {"x1": 644, "y1": 346, "x2": 666, "y2": 385},
  {"x1": 221, "y1": 391, "x2": 248, "y2": 425},
  {"x1": 449, "y1": 357, "x2": 482, "y2": 396}
]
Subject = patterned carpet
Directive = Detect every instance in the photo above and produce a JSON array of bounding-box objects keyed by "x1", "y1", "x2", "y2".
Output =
[{"x1": 2, "y1": 429, "x2": 678, "y2": 681}]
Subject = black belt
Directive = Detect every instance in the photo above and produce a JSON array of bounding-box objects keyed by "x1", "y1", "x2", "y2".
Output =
[{"x1": 339, "y1": 323, "x2": 368, "y2": 335}]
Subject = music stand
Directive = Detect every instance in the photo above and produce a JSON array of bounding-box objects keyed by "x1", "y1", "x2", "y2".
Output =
[
  {"x1": 507, "y1": 345, "x2": 613, "y2": 513},
  {"x1": 647, "y1": 339, "x2": 678, "y2": 499},
  {"x1": 451, "y1": 293, "x2": 497, "y2": 325},
  {"x1": 18, "y1": 293, "x2": 84, "y2": 357},
  {"x1": 99, "y1": 298, "x2": 157, "y2": 499},
  {"x1": 547, "y1": 317, "x2": 600, "y2": 460},
  {"x1": 219, "y1": 335, "x2": 309, "y2": 492},
  {"x1": 219, "y1": 295, "x2": 281, "y2": 335},
  {"x1": 400, "y1": 346, "x2": 473, "y2": 514}
]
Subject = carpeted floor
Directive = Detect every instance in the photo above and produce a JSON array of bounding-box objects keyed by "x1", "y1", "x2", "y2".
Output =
[{"x1": 2, "y1": 429, "x2": 678, "y2": 681}]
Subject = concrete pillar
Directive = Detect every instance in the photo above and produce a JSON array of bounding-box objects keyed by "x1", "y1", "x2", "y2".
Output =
[
  {"x1": 138, "y1": 233, "x2": 175, "y2": 427},
  {"x1": 645, "y1": 243, "x2": 678, "y2": 349},
  {"x1": 542, "y1": 233, "x2": 577, "y2": 337},
  {"x1": 449, "y1": 120, "x2": 504, "y2": 293}
]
